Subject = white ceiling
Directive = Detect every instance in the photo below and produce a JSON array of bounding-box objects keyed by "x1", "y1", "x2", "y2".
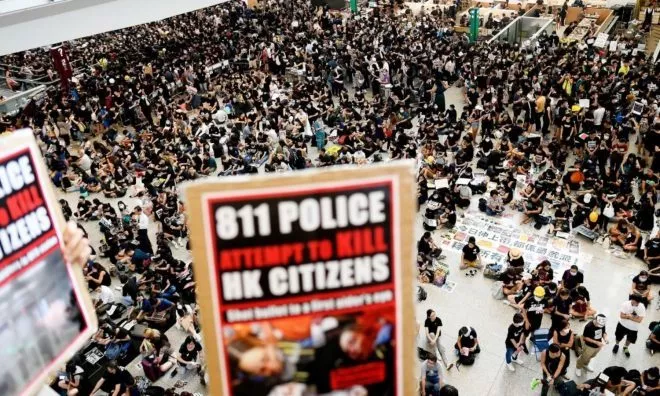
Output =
[{"x1": 0, "y1": 0, "x2": 229, "y2": 56}]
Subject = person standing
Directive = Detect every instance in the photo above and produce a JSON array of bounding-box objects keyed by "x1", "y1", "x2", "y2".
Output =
[
  {"x1": 575, "y1": 314, "x2": 608, "y2": 377},
  {"x1": 424, "y1": 309, "x2": 452, "y2": 370},
  {"x1": 135, "y1": 206, "x2": 153, "y2": 254},
  {"x1": 522, "y1": 287, "x2": 547, "y2": 344},
  {"x1": 558, "y1": 1, "x2": 568, "y2": 26},
  {"x1": 612, "y1": 295, "x2": 646, "y2": 358},
  {"x1": 505, "y1": 313, "x2": 526, "y2": 371}
]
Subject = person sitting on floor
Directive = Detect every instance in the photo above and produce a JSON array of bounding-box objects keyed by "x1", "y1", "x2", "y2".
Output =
[{"x1": 460, "y1": 236, "x2": 484, "y2": 270}]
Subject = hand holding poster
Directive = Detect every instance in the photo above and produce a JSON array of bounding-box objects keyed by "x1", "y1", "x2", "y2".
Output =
[
  {"x1": 0, "y1": 129, "x2": 96, "y2": 396},
  {"x1": 184, "y1": 161, "x2": 416, "y2": 396}
]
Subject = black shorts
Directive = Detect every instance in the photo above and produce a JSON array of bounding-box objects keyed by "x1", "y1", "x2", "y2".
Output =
[{"x1": 615, "y1": 322, "x2": 638, "y2": 343}]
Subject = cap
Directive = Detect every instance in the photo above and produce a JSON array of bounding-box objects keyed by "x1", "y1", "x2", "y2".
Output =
[
  {"x1": 533, "y1": 286, "x2": 546, "y2": 298},
  {"x1": 509, "y1": 248, "x2": 521, "y2": 259},
  {"x1": 521, "y1": 272, "x2": 533, "y2": 281},
  {"x1": 583, "y1": 193, "x2": 592, "y2": 203}
]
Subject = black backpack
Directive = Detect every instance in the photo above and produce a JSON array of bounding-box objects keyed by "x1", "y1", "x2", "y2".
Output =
[
  {"x1": 459, "y1": 353, "x2": 475, "y2": 366},
  {"x1": 417, "y1": 286, "x2": 427, "y2": 302},
  {"x1": 478, "y1": 198, "x2": 487, "y2": 212}
]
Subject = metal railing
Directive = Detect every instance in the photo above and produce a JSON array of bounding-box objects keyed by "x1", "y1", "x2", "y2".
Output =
[{"x1": 0, "y1": 85, "x2": 46, "y2": 116}]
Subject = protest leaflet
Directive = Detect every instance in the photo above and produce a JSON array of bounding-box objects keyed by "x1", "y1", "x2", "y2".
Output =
[
  {"x1": 184, "y1": 161, "x2": 416, "y2": 396},
  {"x1": 0, "y1": 129, "x2": 96, "y2": 396}
]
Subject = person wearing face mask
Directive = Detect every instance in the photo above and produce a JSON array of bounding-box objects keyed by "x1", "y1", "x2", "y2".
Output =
[
  {"x1": 551, "y1": 319, "x2": 574, "y2": 374},
  {"x1": 640, "y1": 366, "x2": 660, "y2": 393},
  {"x1": 522, "y1": 287, "x2": 547, "y2": 346},
  {"x1": 505, "y1": 313, "x2": 526, "y2": 371},
  {"x1": 612, "y1": 294, "x2": 646, "y2": 358},
  {"x1": 575, "y1": 314, "x2": 608, "y2": 377},
  {"x1": 631, "y1": 270, "x2": 654, "y2": 306},
  {"x1": 560, "y1": 265, "x2": 583, "y2": 291}
]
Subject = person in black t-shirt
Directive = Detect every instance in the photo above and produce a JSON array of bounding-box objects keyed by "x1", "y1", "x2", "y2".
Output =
[
  {"x1": 522, "y1": 287, "x2": 547, "y2": 341},
  {"x1": 90, "y1": 360, "x2": 134, "y2": 396},
  {"x1": 641, "y1": 366, "x2": 660, "y2": 393},
  {"x1": 643, "y1": 232, "x2": 660, "y2": 272},
  {"x1": 560, "y1": 265, "x2": 583, "y2": 290},
  {"x1": 453, "y1": 326, "x2": 480, "y2": 362},
  {"x1": 575, "y1": 314, "x2": 608, "y2": 377},
  {"x1": 548, "y1": 202, "x2": 572, "y2": 235},
  {"x1": 550, "y1": 288, "x2": 572, "y2": 330},
  {"x1": 505, "y1": 313, "x2": 526, "y2": 371},
  {"x1": 507, "y1": 249, "x2": 525, "y2": 273},
  {"x1": 539, "y1": 344, "x2": 567, "y2": 395},
  {"x1": 508, "y1": 119, "x2": 525, "y2": 144},
  {"x1": 172, "y1": 336, "x2": 204, "y2": 378},
  {"x1": 460, "y1": 236, "x2": 483, "y2": 270},
  {"x1": 418, "y1": 232, "x2": 445, "y2": 260},
  {"x1": 424, "y1": 309, "x2": 451, "y2": 369},
  {"x1": 631, "y1": 270, "x2": 653, "y2": 305},
  {"x1": 439, "y1": 205, "x2": 457, "y2": 228}
]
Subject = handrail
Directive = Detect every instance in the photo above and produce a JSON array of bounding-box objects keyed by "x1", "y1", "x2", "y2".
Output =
[
  {"x1": 601, "y1": 15, "x2": 618, "y2": 34},
  {"x1": 488, "y1": 15, "x2": 522, "y2": 44}
]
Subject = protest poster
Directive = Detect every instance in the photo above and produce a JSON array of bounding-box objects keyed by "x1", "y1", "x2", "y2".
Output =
[
  {"x1": 184, "y1": 161, "x2": 416, "y2": 396},
  {"x1": 439, "y1": 212, "x2": 583, "y2": 275},
  {"x1": 0, "y1": 129, "x2": 96, "y2": 396}
]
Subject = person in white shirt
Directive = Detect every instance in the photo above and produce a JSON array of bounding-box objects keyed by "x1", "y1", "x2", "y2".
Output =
[
  {"x1": 593, "y1": 104, "x2": 605, "y2": 127},
  {"x1": 613, "y1": 295, "x2": 646, "y2": 357},
  {"x1": 77, "y1": 151, "x2": 92, "y2": 173},
  {"x1": 93, "y1": 284, "x2": 116, "y2": 307},
  {"x1": 135, "y1": 206, "x2": 154, "y2": 254}
]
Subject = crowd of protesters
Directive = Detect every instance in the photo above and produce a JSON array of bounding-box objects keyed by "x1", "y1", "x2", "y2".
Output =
[{"x1": 1, "y1": 0, "x2": 660, "y2": 394}]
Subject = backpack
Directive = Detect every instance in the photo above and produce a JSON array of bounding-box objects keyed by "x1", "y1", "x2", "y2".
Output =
[
  {"x1": 141, "y1": 356, "x2": 163, "y2": 382},
  {"x1": 417, "y1": 286, "x2": 428, "y2": 302},
  {"x1": 491, "y1": 281, "x2": 505, "y2": 300},
  {"x1": 556, "y1": 380, "x2": 580, "y2": 396},
  {"x1": 483, "y1": 263, "x2": 503, "y2": 279},
  {"x1": 478, "y1": 198, "x2": 488, "y2": 212},
  {"x1": 143, "y1": 387, "x2": 165, "y2": 396},
  {"x1": 459, "y1": 351, "x2": 476, "y2": 366},
  {"x1": 104, "y1": 342, "x2": 130, "y2": 360},
  {"x1": 477, "y1": 156, "x2": 488, "y2": 170}
]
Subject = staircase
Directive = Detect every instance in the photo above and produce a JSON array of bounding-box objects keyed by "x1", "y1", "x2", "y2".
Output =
[{"x1": 646, "y1": 24, "x2": 660, "y2": 58}]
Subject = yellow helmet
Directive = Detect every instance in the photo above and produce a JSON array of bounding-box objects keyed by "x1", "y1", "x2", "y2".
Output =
[
  {"x1": 533, "y1": 286, "x2": 546, "y2": 298},
  {"x1": 589, "y1": 211, "x2": 599, "y2": 223}
]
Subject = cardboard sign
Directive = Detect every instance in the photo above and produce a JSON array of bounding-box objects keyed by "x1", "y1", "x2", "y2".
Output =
[
  {"x1": 184, "y1": 161, "x2": 416, "y2": 396},
  {"x1": 0, "y1": 129, "x2": 96, "y2": 396}
]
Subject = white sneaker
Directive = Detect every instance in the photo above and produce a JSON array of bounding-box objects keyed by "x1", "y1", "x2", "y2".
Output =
[
  {"x1": 575, "y1": 369, "x2": 582, "y2": 377},
  {"x1": 512, "y1": 357, "x2": 524, "y2": 365},
  {"x1": 506, "y1": 363, "x2": 516, "y2": 372},
  {"x1": 586, "y1": 363, "x2": 595, "y2": 372}
]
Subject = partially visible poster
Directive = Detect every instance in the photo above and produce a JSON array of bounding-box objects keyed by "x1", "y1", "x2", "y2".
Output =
[
  {"x1": 184, "y1": 161, "x2": 416, "y2": 396},
  {"x1": 0, "y1": 129, "x2": 96, "y2": 396},
  {"x1": 49, "y1": 46, "x2": 73, "y2": 94}
]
